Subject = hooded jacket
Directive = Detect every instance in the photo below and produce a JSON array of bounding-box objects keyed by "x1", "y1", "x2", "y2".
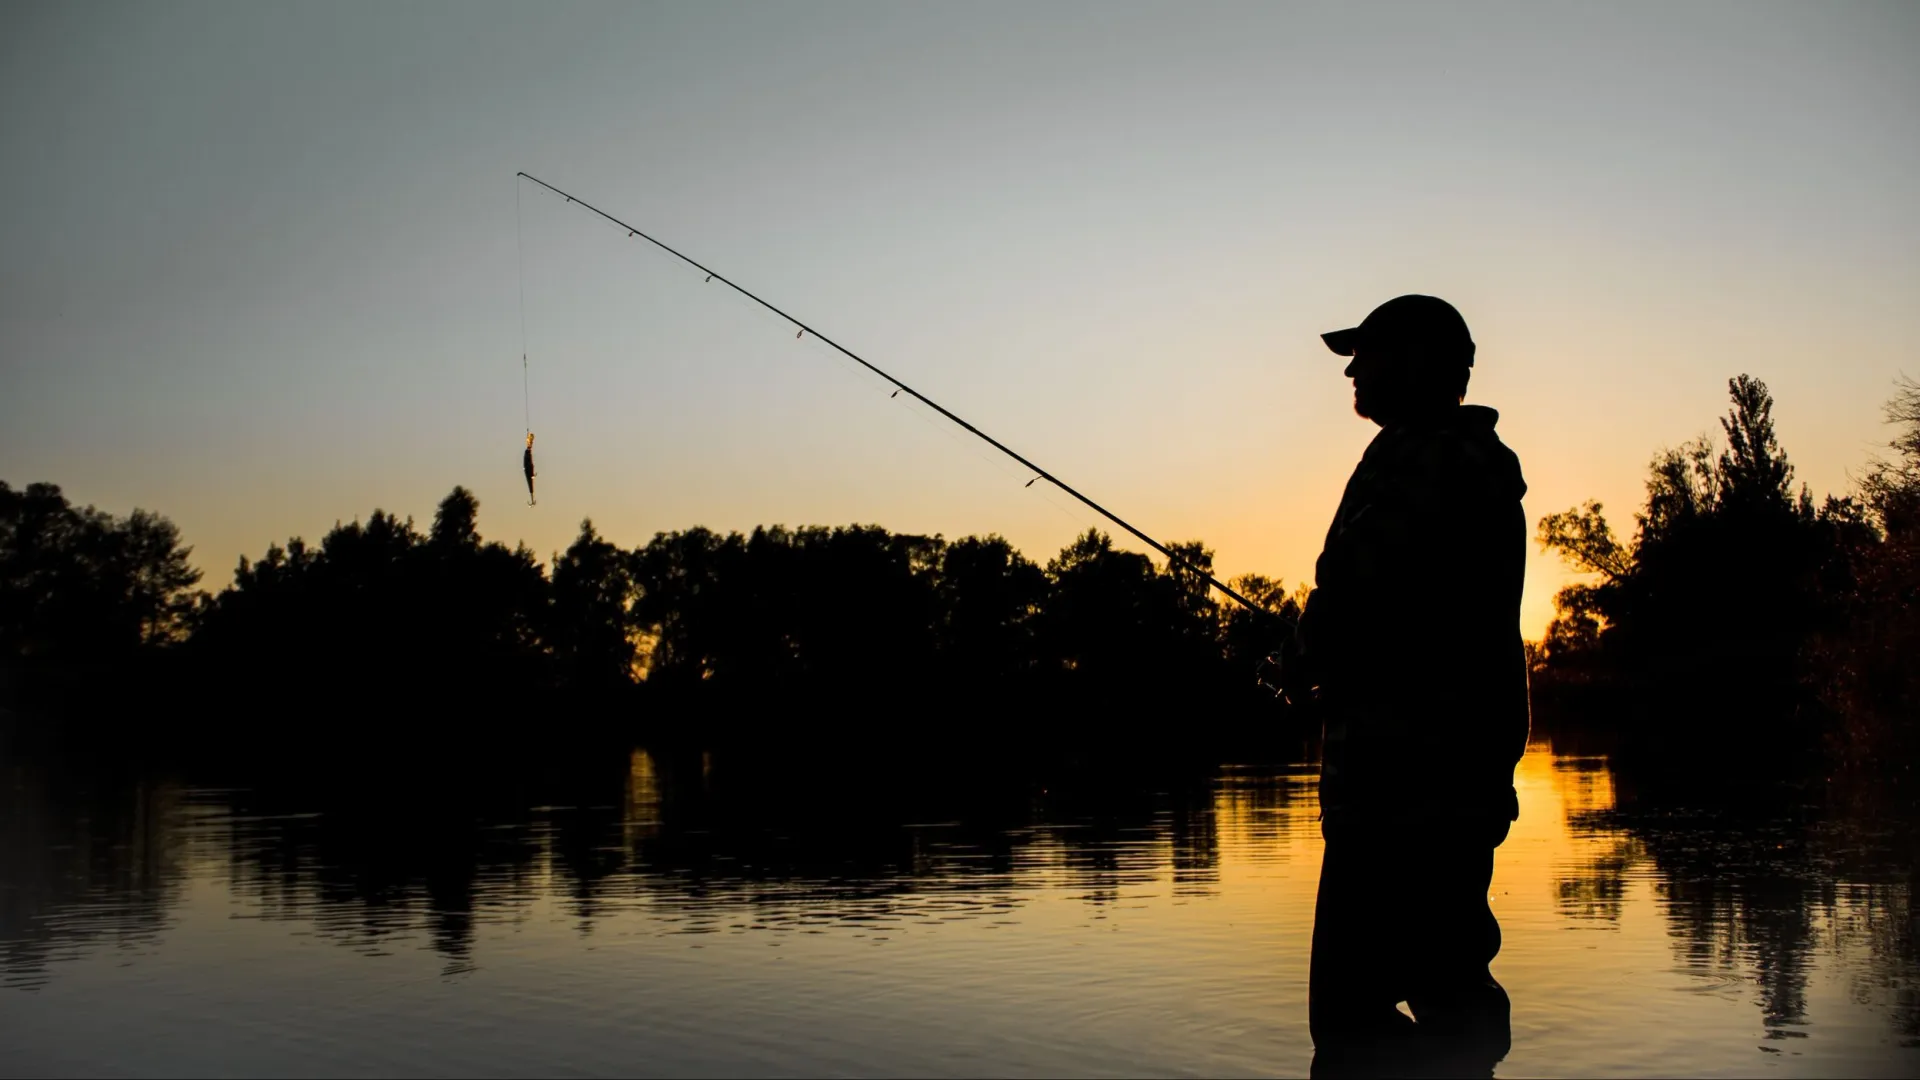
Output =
[{"x1": 1295, "y1": 404, "x2": 1531, "y2": 822}]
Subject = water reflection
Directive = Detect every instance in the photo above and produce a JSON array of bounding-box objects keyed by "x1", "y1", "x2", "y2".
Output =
[
  {"x1": 3, "y1": 743, "x2": 1916, "y2": 1076},
  {"x1": 0, "y1": 764, "x2": 187, "y2": 990},
  {"x1": 1553, "y1": 759, "x2": 1920, "y2": 1053},
  {"x1": 1549, "y1": 756, "x2": 1640, "y2": 924}
]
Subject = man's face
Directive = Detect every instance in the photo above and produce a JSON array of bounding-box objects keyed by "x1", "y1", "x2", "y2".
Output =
[
  {"x1": 1343, "y1": 346, "x2": 1401, "y2": 423},
  {"x1": 1345, "y1": 345, "x2": 1467, "y2": 424}
]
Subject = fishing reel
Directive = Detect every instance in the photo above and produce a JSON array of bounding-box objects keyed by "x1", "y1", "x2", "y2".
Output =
[
  {"x1": 1254, "y1": 641, "x2": 1319, "y2": 710},
  {"x1": 1255, "y1": 650, "x2": 1287, "y2": 700}
]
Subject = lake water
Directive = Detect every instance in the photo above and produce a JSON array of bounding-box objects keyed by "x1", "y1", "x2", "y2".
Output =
[{"x1": 3, "y1": 740, "x2": 1915, "y2": 1077}]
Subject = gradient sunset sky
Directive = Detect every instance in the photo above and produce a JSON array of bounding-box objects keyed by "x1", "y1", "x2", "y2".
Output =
[{"x1": 4, "y1": 1, "x2": 1916, "y2": 638}]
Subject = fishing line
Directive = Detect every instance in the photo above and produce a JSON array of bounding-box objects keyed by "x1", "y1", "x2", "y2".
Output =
[
  {"x1": 517, "y1": 177, "x2": 532, "y2": 435},
  {"x1": 514, "y1": 171, "x2": 1267, "y2": 616}
]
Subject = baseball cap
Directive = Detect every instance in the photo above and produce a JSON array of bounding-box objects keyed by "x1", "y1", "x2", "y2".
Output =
[{"x1": 1321, "y1": 294, "x2": 1476, "y2": 366}]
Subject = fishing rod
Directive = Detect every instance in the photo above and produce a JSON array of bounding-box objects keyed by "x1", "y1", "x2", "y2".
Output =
[{"x1": 516, "y1": 171, "x2": 1269, "y2": 616}]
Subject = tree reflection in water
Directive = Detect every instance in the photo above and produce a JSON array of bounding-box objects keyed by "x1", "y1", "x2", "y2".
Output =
[
  {"x1": 1, "y1": 760, "x2": 187, "y2": 989},
  {"x1": 3, "y1": 740, "x2": 1915, "y2": 1071},
  {"x1": 1549, "y1": 750, "x2": 1919, "y2": 1049}
]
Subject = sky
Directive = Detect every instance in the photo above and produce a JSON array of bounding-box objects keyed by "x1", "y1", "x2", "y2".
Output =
[{"x1": 3, "y1": 1, "x2": 1916, "y2": 639}]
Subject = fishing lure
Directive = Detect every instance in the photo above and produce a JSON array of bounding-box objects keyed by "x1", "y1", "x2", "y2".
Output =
[{"x1": 523, "y1": 432, "x2": 536, "y2": 506}]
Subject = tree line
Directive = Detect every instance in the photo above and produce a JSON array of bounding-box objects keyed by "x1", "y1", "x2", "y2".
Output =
[
  {"x1": 1533, "y1": 373, "x2": 1919, "y2": 778},
  {"x1": 1, "y1": 479, "x2": 1303, "y2": 746},
  {"x1": 5, "y1": 371, "x2": 1913, "y2": 767}
]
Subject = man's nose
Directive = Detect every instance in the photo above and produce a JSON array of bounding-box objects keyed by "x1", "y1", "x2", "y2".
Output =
[{"x1": 1343, "y1": 358, "x2": 1357, "y2": 379}]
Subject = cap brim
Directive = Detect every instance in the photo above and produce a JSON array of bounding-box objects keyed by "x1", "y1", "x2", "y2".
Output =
[{"x1": 1321, "y1": 328, "x2": 1360, "y2": 356}]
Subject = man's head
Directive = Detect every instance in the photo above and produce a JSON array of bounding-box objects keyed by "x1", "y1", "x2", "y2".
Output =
[{"x1": 1321, "y1": 295, "x2": 1475, "y2": 425}]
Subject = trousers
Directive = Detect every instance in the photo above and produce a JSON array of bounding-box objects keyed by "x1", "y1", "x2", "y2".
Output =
[{"x1": 1308, "y1": 813, "x2": 1512, "y2": 1050}]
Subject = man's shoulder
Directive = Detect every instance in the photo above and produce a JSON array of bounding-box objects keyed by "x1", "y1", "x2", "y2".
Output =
[{"x1": 1360, "y1": 407, "x2": 1526, "y2": 504}]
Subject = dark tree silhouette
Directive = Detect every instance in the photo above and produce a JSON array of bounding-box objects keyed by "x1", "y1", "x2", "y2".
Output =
[
  {"x1": 190, "y1": 489, "x2": 551, "y2": 738},
  {"x1": 1860, "y1": 375, "x2": 1920, "y2": 536},
  {"x1": 628, "y1": 526, "x2": 739, "y2": 690},
  {"x1": 1039, "y1": 529, "x2": 1165, "y2": 683},
  {"x1": 934, "y1": 534, "x2": 1047, "y2": 687},
  {"x1": 8, "y1": 482, "x2": 1313, "y2": 751},
  {"x1": 1716, "y1": 375, "x2": 1795, "y2": 518},
  {"x1": 0, "y1": 481, "x2": 201, "y2": 701},
  {"x1": 1534, "y1": 375, "x2": 1884, "y2": 761},
  {"x1": 1218, "y1": 572, "x2": 1303, "y2": 673},
  {"x1": 1811, "y1": 376, "x2": 1920, "y2": 777},
  {"x1": 549, "y1": 518, "x2": 641, "y2": 692},
  {"x1": 1035, "y1": 528, "x2": 1228, "y2": 708}
]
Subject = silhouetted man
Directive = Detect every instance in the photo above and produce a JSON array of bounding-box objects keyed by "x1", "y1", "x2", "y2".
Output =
[{"x1": 1282, "y1": 295, "x2": 1530, "y2": 1065}]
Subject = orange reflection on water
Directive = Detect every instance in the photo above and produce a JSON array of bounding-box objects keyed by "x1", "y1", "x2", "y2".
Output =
[{"x1": 3, "y1": 742, "x2": 1915, "y2": 1077}]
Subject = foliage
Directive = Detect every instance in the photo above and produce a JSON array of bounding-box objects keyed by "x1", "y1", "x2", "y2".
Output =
[
  {"x1": 190, "y1": 487, "x2": 550, "y2": 722},
  {"x1": 1534, "y1": 375, "x2": 1911, "y2": 767},
  {"x1": 1219, "y1": 572, "x2": 1306, "y2": 673},
  {"x1": 549, "y1": 518, "x2": 641, "y2": 690},
  {"x1": 10, "y1": 485, "x2": 1286, "y2": 735},
  {"x1": 1813, "y1": 375, "x2": 1920, "y2": 773},
  {"x1": 0, "y1": 481, "x2": 201, "y2": 697},
  {"x1": 1860, "y1": 375, "x2": 1920, "y2": 537},
  {"x1": 624, "y1": 523, "x2": 1289, "y2": 722}
]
